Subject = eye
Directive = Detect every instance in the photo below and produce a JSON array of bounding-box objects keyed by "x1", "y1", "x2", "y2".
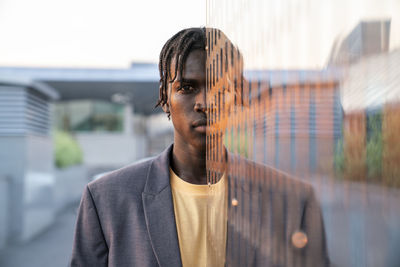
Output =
[{"x1": 179, "y1": 85, "x2": 195, "y2": 93}]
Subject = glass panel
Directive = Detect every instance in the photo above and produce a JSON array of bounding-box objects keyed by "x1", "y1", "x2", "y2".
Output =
[{"x1": 206, "y1": 0, "x2": 400, "y2": 266}]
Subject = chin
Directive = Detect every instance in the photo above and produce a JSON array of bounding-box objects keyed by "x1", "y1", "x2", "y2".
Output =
[{"x1": 191, "y1": 137, "x2": 206, "y2": 150}]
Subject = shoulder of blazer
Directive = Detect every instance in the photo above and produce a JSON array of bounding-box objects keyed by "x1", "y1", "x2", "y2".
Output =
[
  {"x1": 87, "y1": 156, "x2": 157, "y2": 197},
  {"x1": 228, "y1": 153, "x2": 314, "y2": 198}
]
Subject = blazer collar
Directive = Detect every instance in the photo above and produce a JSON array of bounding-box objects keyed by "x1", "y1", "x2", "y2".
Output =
[
  {"x1": 143, "y1": 143, "x2": 173, "y2": 195},
  {"x1": 142, "y1": 144, "x2": 182, "y2": 267},
  {"x1": 142, "y1": 144, "x2": 261, "y2": 267}
]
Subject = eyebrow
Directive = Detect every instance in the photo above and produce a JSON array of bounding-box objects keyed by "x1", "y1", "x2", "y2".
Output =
[{"x1": 180, "y1": 78, "x2": 197, "y2": 84}]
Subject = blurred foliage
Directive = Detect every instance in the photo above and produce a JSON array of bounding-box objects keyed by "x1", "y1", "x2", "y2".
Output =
[
  {"x1": 224, "y1": 127, "x2": 250, "y2": 158},
  {"x1": 343, "y1": 127, "x2": 366, "y2": 181},
  {"x1": 334, "y1": 139, "x2": 345, "y2": 174},
  {"x1": 54, "y1": 131, "x2": 83, "y2": 169},
  {"x1": 335, "y1": 108, "x2": 400, "y2": 187},
  {"x1": 366, "y1": 113, "x2": 382, "y2": 179}
]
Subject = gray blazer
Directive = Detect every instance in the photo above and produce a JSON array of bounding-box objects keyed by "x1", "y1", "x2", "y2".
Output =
[{"x1": 70, "y1": 144, "x2": 329, "y2": 267}]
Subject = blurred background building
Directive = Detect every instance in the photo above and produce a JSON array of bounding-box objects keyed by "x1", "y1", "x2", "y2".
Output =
[
  {"x1": 329, "y1": 20, "x2": 391, "y2": 66},
  {"x1": 0, "y1": 63, "x2": 174, "y2": 263},
  {"x1": 0, "y1": 0, "x2": 203, "y2": 266},
  {"x1": 0, "y1": 80, "x2": 58, "y2": 247}
]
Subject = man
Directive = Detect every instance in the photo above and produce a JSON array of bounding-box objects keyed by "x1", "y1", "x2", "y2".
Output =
[{"x1": 70, "y1": 28, "x2": 329, "y2": 267}]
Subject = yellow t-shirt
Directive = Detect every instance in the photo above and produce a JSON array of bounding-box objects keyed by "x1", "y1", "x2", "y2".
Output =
[{"x1": 170, "y1": 168, "x2": 227, "y2": 267}]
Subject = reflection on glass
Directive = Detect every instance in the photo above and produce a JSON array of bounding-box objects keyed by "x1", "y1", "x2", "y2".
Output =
[{"x1": 206, "y1": 0, "x2": 400, "y2": 266}]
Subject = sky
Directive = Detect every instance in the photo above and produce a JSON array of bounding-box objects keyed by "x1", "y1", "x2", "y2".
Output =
[
  {"x1": 0, "y1": 0, "x2": 205, "y2": 68},
  {"x1": 207, "y1": 0, "x2": 400, "y2": 69},
  {"x1": 1, "y1": 0, "x2": 399, "y2": 69}
]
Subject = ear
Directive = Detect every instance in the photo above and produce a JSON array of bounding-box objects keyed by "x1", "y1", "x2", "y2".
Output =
[
  {"x1": 162, "y1": 102, "x2": 170, "y2": 114},
  {"x1": 159, "y1": 83, "x2": 171, "y2": 115}
]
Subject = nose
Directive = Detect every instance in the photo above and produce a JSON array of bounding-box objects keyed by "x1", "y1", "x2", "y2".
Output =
[{"x1": 194, "y1": 87, "x2": 207, "y2": 113}]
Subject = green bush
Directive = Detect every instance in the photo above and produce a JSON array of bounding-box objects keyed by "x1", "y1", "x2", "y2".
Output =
[
  {"x1": 366, "y1": 113, "x2": 382, "y2": 179},
  {"x1": 54, "y1": 131, "x2": 83, "y2": 168},
  {"x1": 224, "y1": 128, "x2": 249, "y2": 158},
  {"x1": 366, "y1": 132, "x2": 382, "y2": 179},
  {"x1": 334, "y1": 112, "x2": 383, "y2": 182},
  {"x1": 334, "y1": 139, "x2": 345, "y2": 175}
]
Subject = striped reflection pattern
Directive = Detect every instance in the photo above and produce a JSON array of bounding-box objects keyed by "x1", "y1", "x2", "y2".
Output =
[
  {"x1": 205, "y1": 28, "x2": 329, "y2": 267},
  {"x1": 205, "y1": 1, "x2": 400, "y2": 266}
]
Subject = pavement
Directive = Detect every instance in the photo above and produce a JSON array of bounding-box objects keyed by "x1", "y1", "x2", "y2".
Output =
[
  {"x1": 311, "y1": 177, "x2": 400, "y2": 267},
  {"x1": 0, "y1": 202, "x2": 79, "y2": 267}
]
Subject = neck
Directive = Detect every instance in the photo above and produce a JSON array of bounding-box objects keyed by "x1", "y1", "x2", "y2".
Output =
[
  {"x1": 171, "y1": 137, "x2": 206, "y2": 184},
  {"x1": 171, "y1": 134, "x2": 226, "y2": 185}
]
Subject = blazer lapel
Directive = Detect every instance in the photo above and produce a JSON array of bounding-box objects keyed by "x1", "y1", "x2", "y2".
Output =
[{"x1": 142, "y1": 144, "x2": 182, "y2": 267}]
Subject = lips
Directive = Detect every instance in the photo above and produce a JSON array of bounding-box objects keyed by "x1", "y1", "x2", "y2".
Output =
[{"x1": 192, "y1": 118, "x2": 207, "y2": 127}]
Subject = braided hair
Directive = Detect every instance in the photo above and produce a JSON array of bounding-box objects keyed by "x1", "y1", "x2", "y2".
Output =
[{"x1": 156, "y1": 28, "x2": 206, "y2": 116}]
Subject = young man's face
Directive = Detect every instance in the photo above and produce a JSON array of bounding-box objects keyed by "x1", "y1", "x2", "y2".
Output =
[{"x1": 166, "y1": 49, "x2": 207, "y2": 151}]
